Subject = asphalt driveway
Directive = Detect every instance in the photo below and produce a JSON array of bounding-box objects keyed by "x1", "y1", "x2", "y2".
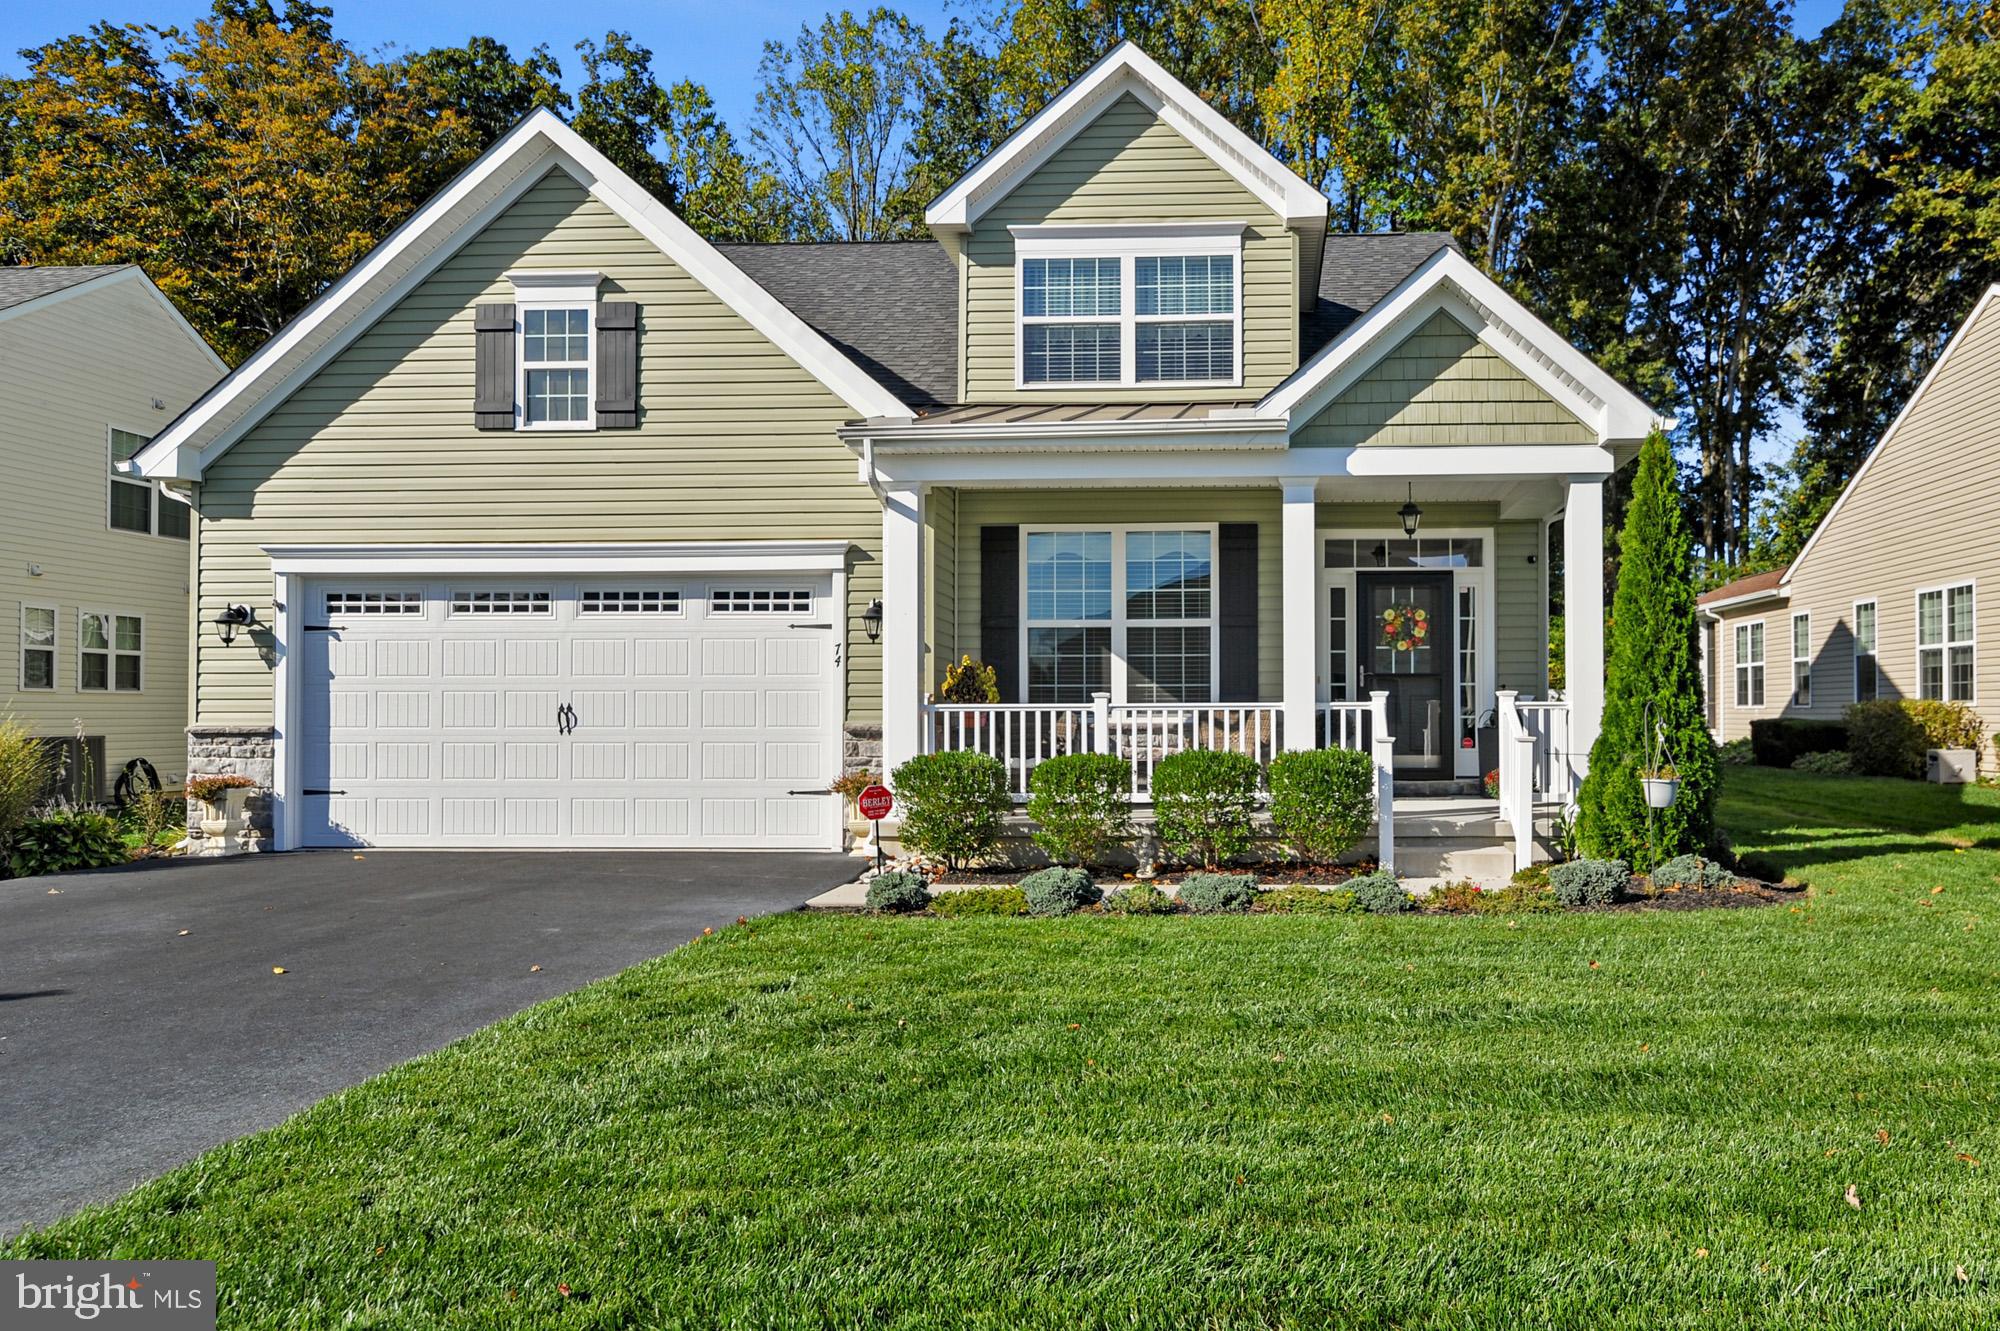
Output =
[{"x1": 0, "y1": 849, "x2": 856, "y2": 1238}]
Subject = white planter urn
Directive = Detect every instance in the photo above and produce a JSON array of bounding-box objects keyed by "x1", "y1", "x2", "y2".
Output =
[{"x1": 196, "y1": 786, "x2": 254, "y2": 855}]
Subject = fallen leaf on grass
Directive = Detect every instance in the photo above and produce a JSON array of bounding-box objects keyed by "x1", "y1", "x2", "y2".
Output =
[
  {"x1": 1271, "y1": 1052, "x2": 1286, "y2": 1063},
  {"x1": 1694, "y1": 1247, "x2": 1709, "y2": 1259},
  {"x1": 1589, "y1": 960, "x2": 1601, "y2": 970},
  {"x1": 1877, "y1": 1129, "x2": 1891, "y2": 1145},
  {"x1": 1381, "y1": 1112, "x2": 1395, "y2": 1125},
  {"x1": 1844, "y1": 1185, "x2": 1862, "y2": 1210},
  {"x1": 1956, "y1": 1153, "x2": 1981, "y2": 1167},
  {"x1": 557, "y1": 1284, "x2": 571, "y2": 1298},
  {"x1": 1067, "y1": 1023, "x2": 1081, "y2": 1030},
  {"x1": 1957, "y1": 1265, "x2": 1970, "y2": 1283},
  {"x1": 1932, "y1": 885, "x2": 1946, "y2": 895}
]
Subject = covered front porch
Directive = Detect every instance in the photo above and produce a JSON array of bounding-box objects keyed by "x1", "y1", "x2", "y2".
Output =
[{"x1": 868, "y1": 449, "x2": 1612, "y2": 873}]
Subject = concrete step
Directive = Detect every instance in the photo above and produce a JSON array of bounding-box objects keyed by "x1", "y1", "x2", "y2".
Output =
[
  {"x1": 1396, "y1": 837, "x2": 1551, "y2": 883},
  {"x1": 1395, "y1": 779, "x2": 1483, "y2": 798}
]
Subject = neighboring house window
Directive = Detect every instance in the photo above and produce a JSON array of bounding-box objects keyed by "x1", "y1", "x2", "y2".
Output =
[
  {"x1": 1853, "y1": 600, "x2": 1877, "y2": 702},
  {"x1": 521, "y1": 307, "x2": 591, "y2": 426},
  {"x1": 19, "y1": 604, "x2": 56, "y2": 690},
  {"x1": 108, "y1": 428, "x2": 191, "y2": 539},
  {"x1": 1024, "y1": 527, "x2": 1215, "y2": 704},
  {"x1": 1791, "y1": 613, "x2": 1812, "y2": 707},
  {"x1": 1917, "y1": 583, "x2": 1975, "y2": 701},
  {"x1": 79, "y1": 611, "x2": 141, "y2": 692},
  {"x1": 1015, "y1": 229, "x2": 1242, "y2": 388},
  {"x1": 1734, "y1": 621, "x2": 1764, "y2": 708}
]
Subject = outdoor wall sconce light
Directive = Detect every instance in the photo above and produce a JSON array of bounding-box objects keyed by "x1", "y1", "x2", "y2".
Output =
[
  {"x1": 862, "y1": 599, "x2": 884, "y2": 642},
  {"x1": 1398, "y1": 483, "x2": 1424, "y2": 539},
  {"x1": 214, "y1": 604, "x2": 255, "y2": 645}
]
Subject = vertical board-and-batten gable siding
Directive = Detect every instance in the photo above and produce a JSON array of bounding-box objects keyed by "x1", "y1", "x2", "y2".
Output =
[
  {"x1": 1294, "y1": 310, "x2": 1595, "y2": 447},
  {"x1": 961, "y1": 93, "x2": 1298, "y2": 403},
  {"x1": 950, "y1": 496, "x2": 1547, "y2": 703},
  {"x1": 0, "y1": 278, "x2": 215, "y2": 776},
  {"x1": 194, "y1": 169, "x2": 882, "y2": 726},
  {"x1": 1708, "y1": 294, "x2": 2000, "y2": 743}
]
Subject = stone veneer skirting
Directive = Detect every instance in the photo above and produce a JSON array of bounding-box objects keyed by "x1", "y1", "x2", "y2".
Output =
[
  {"x1": 843, "y1": 723, "x2": 883, "y2": 775},
  {"x1": 186, "y1": 725, "x2": 276, "y2": 846}
]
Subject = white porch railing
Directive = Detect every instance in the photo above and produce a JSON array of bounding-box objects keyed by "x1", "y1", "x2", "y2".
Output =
[
  {"x1": 1106, "y1": 702, "x2": 1283, "y2": 796},
  {"x1": 1496, "y1": 690, "x2": 1574, "y2": 871},
  {"x1": 925, "y1": 703, "x2": 1097, "y2": 797},
  {"x1": 1325, "y1": 695, "x2": 1396, "y2": 874}
]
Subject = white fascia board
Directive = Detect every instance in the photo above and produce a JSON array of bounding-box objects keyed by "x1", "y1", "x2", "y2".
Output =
[
  {"x1": 840, "y1": 418, "x2": 1288, "y2": 449},
  {"x1": 1699, "y1": 587, "x2": 1789, "y2": 613},
  {"x1": 925, "y1": 42, "x2": 1325, "y2": 233},
  {"x1": 263, "y1": 540, "x2": 853, "y2": 577},
  {"x1": 867, "y1": 442, "x2": 1616, "y2": 488},
  {"x1": 135, "y1": 109, "x2": 912, "y2": 482},
  {"x1": 1782, "y1": 282, "x2": 2000, "y2": 587},
  {"x1": 1257, "y1": 248, "x2": 1666, "y2": 443}
]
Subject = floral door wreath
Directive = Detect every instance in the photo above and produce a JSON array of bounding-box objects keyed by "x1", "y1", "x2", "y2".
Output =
[{"x1": 1380, "y1": 604, "x2": 1430, "y2": 652}]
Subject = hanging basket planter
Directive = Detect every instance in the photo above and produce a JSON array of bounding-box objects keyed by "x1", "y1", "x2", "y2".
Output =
[{"x1": 1640, "y1": 772, "x2": 1681, "y2": 809}]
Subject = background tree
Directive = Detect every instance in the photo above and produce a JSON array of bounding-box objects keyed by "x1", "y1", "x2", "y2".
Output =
[
  {"x1": 1576, "y1": 430, "x2": 1718, "y2": 869},
  {"x1": 753, "y1": 8, "x2": 928, "y2": 240},
  {"x1": 410, "y1": 36, "x2": 569, "y2": 147}
]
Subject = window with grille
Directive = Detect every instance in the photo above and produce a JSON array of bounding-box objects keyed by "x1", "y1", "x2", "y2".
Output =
[
  {"x1": 1791, "y1": 613, "x2": 1812, "y2": 707},
  {"x1": 1017, "y1": 237, "x2": 1240, "y2": 388},
  {"x1": 580, "y1": 589, "x2": 682, "y2": 614},
  {"x1": 1734, "y1": 621, "x2": 1765, "y2": 708},
  {"x1": 1024, "y1": 527, "x2": 1214, "y2": 704},
  {"x1": 326, "y1": 591, "x2": 423, "y2": 616},
  {"x1": 709, "y1": 589, "x2": 811, "y2": 614},
  {"x1": 520, "y1": 307, "x2": 591, "y2": 426},
  {"x1": 1853, "y1": 600, "x2": 1877, "y2": 702},
  {"x1": 19, "y1": 604, "x2": 55, "y2": 690},
  {"x1": 79, "y1": 611, "x2": 141, "y2": 692},
  {"x1": 108, "y1": 427, "x2": 190, "y2": 539},
  {"x1": 450, "y1": 590, "x2": 552, "y2": 615},
  {"x1": 1917, "y1": 584, "x2": 1974, "y2": 702}
]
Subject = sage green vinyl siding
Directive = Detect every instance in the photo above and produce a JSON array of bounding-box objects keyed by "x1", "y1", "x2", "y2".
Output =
[
  {"x1": 1494, "y1": 520, "x2": 1549, "y2": 694},
  {"x1": 1708, "y1": 292, "x2": 2000, "y2": 756},
  {"x1": 0, "y1": 277, "x2": 219, "y2": 784},
  {"x1": 1295, "y1": 310, "x2": 1594, "y2": 447},
  {"x1": 194, "y1": 169, "x2": 883, "y2": 728},
  {"x1": 961, "y1": 94, "x2": 1297, "y2": 403}
]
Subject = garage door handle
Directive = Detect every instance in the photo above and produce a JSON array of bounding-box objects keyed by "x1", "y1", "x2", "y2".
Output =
[
  {"x1": 788, "y1": 622, "x2": 832, "y2": 629},
  {"x1": 556, "y1": 703, "x2": 578, "y2": 734},
  {"x1": 304, "y1": 788, "x2": 346, "y2": 796}
]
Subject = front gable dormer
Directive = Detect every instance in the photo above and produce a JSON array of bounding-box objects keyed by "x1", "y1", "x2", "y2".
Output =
[{"x1": 927, "y1": 44, "x2": 1329, "y2": 405}]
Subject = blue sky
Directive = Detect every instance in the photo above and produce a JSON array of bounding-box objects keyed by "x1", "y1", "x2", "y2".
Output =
[{"x1": 6, "y1": 0, "x2": 1849, "y2": 136}]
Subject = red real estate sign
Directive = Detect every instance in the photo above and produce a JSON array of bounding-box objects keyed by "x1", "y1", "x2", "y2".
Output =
[{"x1": 857, "y1": 785, "x2": 894, "y2": 821}]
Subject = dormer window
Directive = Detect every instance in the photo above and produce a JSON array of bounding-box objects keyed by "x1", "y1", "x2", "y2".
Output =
[{"x1": 1013, "y1": 225, "x2": 1242, "y2": 390}]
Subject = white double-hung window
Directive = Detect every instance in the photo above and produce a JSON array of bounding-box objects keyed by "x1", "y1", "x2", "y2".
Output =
[
  {"x1": 1734, "y1": 621, "x2": 1765, "y2": 708},
  {"x1": 1014, "y1": 226, "x2": 1242, "y2": 389},
  {"x1": 1917, "y1": 582, "x2": 1975, "y2": 702},
  {"x1": 508, "y1": 271, "x2": 599, "y2": 429},
  {"x1": 1023, "y1": 527, "x2": 1216, "y2": 704}
]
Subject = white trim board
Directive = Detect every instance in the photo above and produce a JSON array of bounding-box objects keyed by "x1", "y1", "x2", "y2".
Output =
[
  {"x1": 925, "y1": 43, "x2": 1328, "y2": 240},
  {"x1": 1783, "y1": 283, "x2": 2000, "y2": 586},
  {"x1": 134, "y1": 110, "x2": 912, "y2": 481},
  {"x1": 1254, "y1": 248, "x2": 1667, "y2": 447}
]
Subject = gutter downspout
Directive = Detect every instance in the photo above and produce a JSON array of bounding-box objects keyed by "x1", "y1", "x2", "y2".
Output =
[{"x1": 859, "y1": 436, "x2": 889, "y2": 506}]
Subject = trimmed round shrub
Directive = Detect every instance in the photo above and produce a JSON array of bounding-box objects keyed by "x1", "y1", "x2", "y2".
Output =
[
  {"x1": 890, "y1": 751, "x2": 1011, "y2": 871},
  {"x1": 1019, "y1": 866, "x2": 1100, "y2": 917},
  {"x1": 1102, "y1": 881, "x2": 1176, "y2": 915},
  {"x1": 1650, "y1": 854, "x2": 1736, "y2": 890},
  {"x1": 1792, "y1": 749, "x2": 1854, "y2": 776},
  {"x1": 1346, "y1": 869, "x2": 1413, "y2": 914},
  {"x1": 1025, "y1": 753, "x2": 1134, "y2": 867},
  {"x1": 1150, "y1": 748, "x2": 1260, "y2": 869},
  {"x1": 7, "y1": 808, "x2": 127, "y2": 879},
  {"x1": 1260, "y1": 884, "x2": 1359, "y2": 914},
  {"x1": 1550, "y1": 858, "x2": 1627, "y2": 907},
  {"x1": 1267, "y1": 747, "x2": 1374, "y2": 866},
  {"x1": 864, "y1": 870, "x2": 930, "y2": 913},
  {"x1": 1176, "y1": 872, "x2": 1257, "y2": 914},
  {"x1": 929, "y1": 885, "x2": 1027, "y2": 917}
]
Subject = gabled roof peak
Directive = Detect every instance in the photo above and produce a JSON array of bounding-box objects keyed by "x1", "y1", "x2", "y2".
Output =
[{"x1": 925, "y1": 42, "x2": 1328, "y2": 235}]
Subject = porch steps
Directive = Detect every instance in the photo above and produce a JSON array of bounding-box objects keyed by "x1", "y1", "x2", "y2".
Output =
[{"x1": 1394, "y1": 798, "x2": 1555, "y2": 884}]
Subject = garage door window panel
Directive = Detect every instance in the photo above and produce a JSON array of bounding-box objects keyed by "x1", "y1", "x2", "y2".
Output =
[
  {"x1": 710, "y1": 589, "x2": 812, "y2": 614},
  {"x1": 451, "y1": 590, "x2": 552, "y2": 615}
]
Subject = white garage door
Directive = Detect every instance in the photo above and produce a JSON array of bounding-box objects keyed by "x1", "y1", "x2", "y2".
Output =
[{"x1": 299, "y1": 577, "x2": 840, "y2": 848}]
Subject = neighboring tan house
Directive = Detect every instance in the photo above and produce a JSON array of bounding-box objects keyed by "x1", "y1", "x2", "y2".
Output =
[
  {"x1": 129, "y1": 44, "x2": 1663, "y2": 861},
  {"x1": 2, "y1": 266, "x2": 226, "y2": 799},
  {"x1": 1701, "y1": 284, "x2": 1999, "y2": 763}
]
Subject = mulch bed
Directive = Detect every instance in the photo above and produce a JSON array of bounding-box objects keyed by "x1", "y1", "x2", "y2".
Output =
[
  {"x1": 1587, "y1": 877, "x2": 1804, "y2": 912},
  {"x1": 935, "y1": 862, "x2": 1379, "y2": 888}
]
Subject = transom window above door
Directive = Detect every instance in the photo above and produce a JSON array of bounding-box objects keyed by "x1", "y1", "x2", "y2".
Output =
[
  {"x1": 1024, "y1": 527, "x2": 1215, "y2": 704},
  {"x1": 1014, "y1": 226, "x2": 1242, "y2": 389}
]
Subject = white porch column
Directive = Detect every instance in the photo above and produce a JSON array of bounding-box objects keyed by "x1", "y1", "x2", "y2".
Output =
[
  {"x1": 1281, "y1": 481, "x2": 1319, "y2": 750},
  {"x1": 1563, "y1": 476, "x2": 1605, "y2": 778},
  {"x1": 880, "y1": 484, "x2": 926, "y2": 778}
]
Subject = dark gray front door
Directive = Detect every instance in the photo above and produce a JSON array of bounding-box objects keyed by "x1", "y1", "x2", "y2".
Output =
[{"x1": 1357, "y1": 571, "x2": 1455, "y2": 779}]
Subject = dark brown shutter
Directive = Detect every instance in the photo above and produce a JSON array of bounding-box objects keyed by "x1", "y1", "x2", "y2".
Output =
[
  {"x1": 980, "y1": 526, "x2": 1021, "y2": 702},
  {"x1": 1218, "y1": 523, "x2": 1258, "y2": 701},
  {"x1": 473, "y1": 303, "x2": 515, "y2": 429},
  {"x1": 595, "y1": 300, "x2": 638, "y2": 428}
]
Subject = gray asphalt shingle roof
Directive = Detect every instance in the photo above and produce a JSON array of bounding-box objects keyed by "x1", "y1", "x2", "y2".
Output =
[
  {"x1": 721, "y1": 233, "x2": 1458, "y2": 412},
  {"x1": 0, "y1": 265, "x2": 129, "y2": 313}
]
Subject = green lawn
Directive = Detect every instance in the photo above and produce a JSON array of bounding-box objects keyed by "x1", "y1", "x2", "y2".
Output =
[{"x1": 10, "y1": 768, "x2": 1999, "y2": 1328}]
